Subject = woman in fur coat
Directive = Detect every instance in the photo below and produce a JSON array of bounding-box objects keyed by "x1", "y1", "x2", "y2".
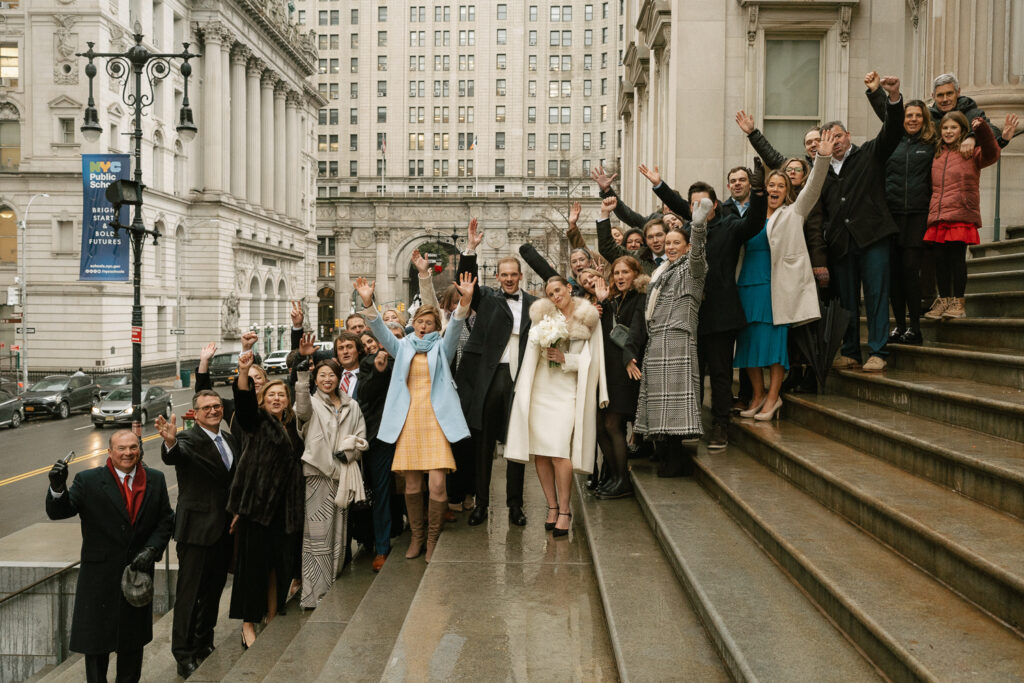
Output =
[
  {"x1": 626, "y1": 199, "x2": 712, "y2": 478},
  {"x1": 228, "y1": 350, "x2": 306, "y2": 648},
  {"x1": 505, "y1": 278, "x2": 608, "y2": 537},
  {"x1": 593, "y1": 255, "x2": 648, "y2": 499}
]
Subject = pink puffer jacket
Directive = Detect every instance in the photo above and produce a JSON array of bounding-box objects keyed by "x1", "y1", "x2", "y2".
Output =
[{"x1": 928, "y1": 122, "x2": 1000, "y2": 227}]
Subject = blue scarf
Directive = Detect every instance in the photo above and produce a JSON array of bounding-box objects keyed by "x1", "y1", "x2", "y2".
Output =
[{"x1": 409, "y1": 331, "x2": 441, "y2": 353}]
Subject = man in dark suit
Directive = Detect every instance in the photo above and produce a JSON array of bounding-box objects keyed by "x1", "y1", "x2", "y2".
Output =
[
  {"x1": 455, "y1": 219, "x2": 536, "y2": 527},
  {"x1": 46, "y1": 430, "x2": 174, "y2": 683},
  {"x1": 155, "y1": 390, "x2": 237, "y2": 679}
]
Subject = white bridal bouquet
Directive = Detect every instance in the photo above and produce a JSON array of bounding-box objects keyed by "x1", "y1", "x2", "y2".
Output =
[{"x1": 529, "y1": 313, "x2": 569, "y2": 368}]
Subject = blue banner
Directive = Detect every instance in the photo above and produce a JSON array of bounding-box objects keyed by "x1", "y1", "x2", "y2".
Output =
[{"x1": 79, "y1": 154, "x2": 130, "y2": 281}]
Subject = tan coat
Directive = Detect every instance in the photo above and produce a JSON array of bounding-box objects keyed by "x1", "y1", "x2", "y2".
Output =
[{"x1": 764, "y1": 152, "x2": 830, "y2": 327}]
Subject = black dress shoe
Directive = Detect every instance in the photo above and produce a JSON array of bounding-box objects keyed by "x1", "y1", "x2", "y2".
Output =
[
  {"x1": 177, "y1": 657, "x2": 198, "y2": 679},
  {"x1": 508, "y1": 506, "x2": 527, "y2": 526},
  {"x1": 901, "y1": 329, "x2": 923, "y2": 345},
  {"x1": 888, "y1": 327, "x2": 905, "y2": 344},
  {"x1": 195, "y1": 644, "x2": 215, "y2": 662},
  {"x1": 467, "y1": 506, "x2": 488, "y2": 526},
  {"x1": 595, "y1": 477, "x2": 634, "y2": 499}
]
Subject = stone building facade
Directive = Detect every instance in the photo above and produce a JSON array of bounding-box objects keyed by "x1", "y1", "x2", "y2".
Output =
[
  {"x1": 617, "y1": 0, "x2": 1023, "y2": 235},
  {"x1": 0, "y1": 0, "x2": 323, "y2": 373}
]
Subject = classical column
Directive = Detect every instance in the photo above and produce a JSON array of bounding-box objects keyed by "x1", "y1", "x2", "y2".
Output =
[
  {"x1": 220, "y1": 34, "x2": 233, "y2": 193},
  {"x1": 334, "y1": 227, "x2": 352, "y2": 320},
  {"x1": 230, "y1": 44, "x2": 249, "y2": 200},
  {"x1": 374, "y1": 227, "x2": 390, "y2": 305},
  {"x1": 261, "y1": 70, "x2": 277, "y2": 210},
  {"x1": 285, "y1": 92, "x2": 299, "y2": 219},
  {"x1": 246, "y1": 58, "x2": 264, "y2": 206},
  {"x1": 201, "y1": 24, "x2": 222, "y2": 192},
  {"x1": 273, "y1": 83, "x2": 287, "y2": 214}
]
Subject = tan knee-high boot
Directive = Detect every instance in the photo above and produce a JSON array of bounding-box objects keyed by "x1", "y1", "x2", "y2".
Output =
[
  {"x1": 405, "y1": 492, "x2": 426, "y2": 558},
  {"x1": 425, "y1": 498, "x2": 447, "y2": 563}
]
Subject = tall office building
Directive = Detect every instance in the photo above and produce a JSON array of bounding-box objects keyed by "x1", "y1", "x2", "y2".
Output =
[{"x1": 300, "y1": 0, "x2": 624, "y2": 327}]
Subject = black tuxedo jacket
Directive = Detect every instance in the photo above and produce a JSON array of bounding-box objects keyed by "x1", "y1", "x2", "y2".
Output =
[
  {"x1": 160, "y1": 425, "x2": 237, "y2": 546},
  {"x1": 454, "y1": 253, "x2": 536, "y2": 430},
  {"x1": 46, "y1": 464, "x2": 173, "y2": 654}
]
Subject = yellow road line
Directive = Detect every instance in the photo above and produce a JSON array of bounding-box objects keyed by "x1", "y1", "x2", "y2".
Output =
[{"x1": 0, "y1": 432, "x2": 172, "y2": 488}]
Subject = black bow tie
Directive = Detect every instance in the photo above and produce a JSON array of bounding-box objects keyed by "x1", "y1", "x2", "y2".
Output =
[{"x1": 503, "y1": 292, "x2": 520, "y2": 301}]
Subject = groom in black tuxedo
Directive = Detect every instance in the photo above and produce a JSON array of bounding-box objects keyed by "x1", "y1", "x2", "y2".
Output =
[{"x1": 455, "y1": 219, "x2": 536, "y2": 527}]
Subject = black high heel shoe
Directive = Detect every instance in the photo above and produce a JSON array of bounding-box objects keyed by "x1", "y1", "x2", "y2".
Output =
[
  {"x1": 552, "y1": 511, "x2": 572, "y2": 538},
  {"x1": 544, "y1": 506, "x2": 558, "y2": 531}
]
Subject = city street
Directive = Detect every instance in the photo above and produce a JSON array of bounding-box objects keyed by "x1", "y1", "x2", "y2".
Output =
[{"x1": 0, "y1": 383, "x2": 230, "y2": 540}]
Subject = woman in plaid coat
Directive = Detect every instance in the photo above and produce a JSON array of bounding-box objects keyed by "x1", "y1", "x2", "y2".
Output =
[{"x1": 626, "y1": 199, "x2": 713, "y2": 477}]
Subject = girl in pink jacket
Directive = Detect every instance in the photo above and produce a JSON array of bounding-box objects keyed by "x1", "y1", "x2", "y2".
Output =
[{"x1": 923, "y1": 112, "x2": 1000, "y2": 319}]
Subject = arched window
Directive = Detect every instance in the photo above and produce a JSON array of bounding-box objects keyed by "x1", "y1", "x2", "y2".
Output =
[
  {"x1": 152, "y1": 130, "x2": 164, "y2": 190},
  {"x1": 173, "y1": 140, "x2": 185, "y2": 196},
  {"x1": 248, "y1": 277, "x2": 261, "y2": 329},
  {"x1": 0, "y1": 103, "x2": 20, "y2": 172},
  {"x1": 0, "y1": 205, "x2": 16, "y2": 265}
]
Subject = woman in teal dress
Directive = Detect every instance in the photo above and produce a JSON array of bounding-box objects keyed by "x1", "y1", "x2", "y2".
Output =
[{"x1": 734, "y1": 130, "x2": 837, "y2": 420}]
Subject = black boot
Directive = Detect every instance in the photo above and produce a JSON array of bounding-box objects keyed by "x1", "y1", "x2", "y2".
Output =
[
  {"x1": 780, "y1": 366, "x2": 804, "y2": 394},
  {"x1": 797, "y1": 369, "x2": 819, "y2": 394},
  {"x1": 595, "y1": 475, "x2": 634, "y2": 499}
]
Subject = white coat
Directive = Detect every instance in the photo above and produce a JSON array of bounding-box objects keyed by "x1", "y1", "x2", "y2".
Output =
[
  {"x1": 764, "y1": 152, "x2": 831, "y2": 327},
  {"x1": 504, "y1": 297, "x2": 608, "y2": 474}
]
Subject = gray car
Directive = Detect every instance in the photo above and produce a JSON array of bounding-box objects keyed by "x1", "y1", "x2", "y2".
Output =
[
  {"x1": 95, "y1": 373, "x2": 130, "y2": 400},
  {"x1": 92, "y1": 385, "x2": 172, "y2": 427},
  {"x1": 22, "y1": 375, "x2": 100, "y2": 419},
  {"x1": 0, "y1": 389, "x2": 23, "y2": 428}
]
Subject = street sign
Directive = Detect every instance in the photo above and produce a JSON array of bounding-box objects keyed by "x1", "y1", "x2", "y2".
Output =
[
  {"x1": 131, "y1": 326, "x2": 142, "y2": 343},
  {"x1": 170, "y1": 329, "x2": 186, "y2": 335},
  {"x1": 15, "y1": 327, "x2": 35, "y2": 334}
]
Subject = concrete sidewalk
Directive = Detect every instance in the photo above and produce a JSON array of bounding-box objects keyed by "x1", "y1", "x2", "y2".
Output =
[{"x1": 380, "y1": 463, "x2": 618, "y2": 682}]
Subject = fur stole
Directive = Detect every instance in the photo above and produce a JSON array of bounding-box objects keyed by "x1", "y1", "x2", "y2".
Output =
[{"x1": 528, "y1": 297, "x2": 600, "y2": 340}]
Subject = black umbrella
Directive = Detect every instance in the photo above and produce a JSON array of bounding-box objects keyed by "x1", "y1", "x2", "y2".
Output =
[{"x1": 792, "y1": 296, "x2": 851, "y2": 390}]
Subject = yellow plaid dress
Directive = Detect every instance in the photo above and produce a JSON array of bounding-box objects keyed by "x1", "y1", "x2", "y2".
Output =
[{"x1": 392, "y1": 353, "x2": 456, "y2": 472}]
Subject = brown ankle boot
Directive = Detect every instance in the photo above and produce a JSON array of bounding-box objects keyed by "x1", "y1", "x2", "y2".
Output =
[
  {"x1": 404, "y1": 492, "x2": 425, "y2": 559},
  {"x1": 942, "y1": 296, "x2": 966, "y2": 319},
  {"x1": 425, "y1": 498, "x2": 447, "y2": 563}
]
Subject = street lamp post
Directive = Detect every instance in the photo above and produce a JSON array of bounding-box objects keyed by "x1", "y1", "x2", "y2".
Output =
[
  {"x1": 77, "y1": 23, "x2": 198, "y2": 435},
  {"x1": 18, "y1": 192, "x2": 49, "y2": 392}
]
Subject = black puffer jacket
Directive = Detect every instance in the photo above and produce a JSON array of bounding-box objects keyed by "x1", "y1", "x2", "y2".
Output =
[{"x1": 883, "y1": 133, "x2": 935, "y2": 216}]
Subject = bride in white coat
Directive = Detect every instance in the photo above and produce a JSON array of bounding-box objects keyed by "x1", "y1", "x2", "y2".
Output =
[{"x1": 505, "y1": 276, "x2": 607, "y2": 537}]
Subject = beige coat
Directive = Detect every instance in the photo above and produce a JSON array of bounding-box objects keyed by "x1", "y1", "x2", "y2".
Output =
[
  {"x1": 504, "y1": 297, "x2": 608, "y2": 474},
  {"x1": 763, "y1": 152, "x2": 830, "y2": 327}
]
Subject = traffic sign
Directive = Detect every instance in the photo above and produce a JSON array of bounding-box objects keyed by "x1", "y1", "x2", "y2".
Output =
[
  {"x1": 15, "y1": 327, "x2": 35, "y2": 334},
  {"x1": 131, "y1": 326, "x2": 142, "y2": 343},
  {"x1": 170, "y1": 329, "x2": 186, "y2": 335}
]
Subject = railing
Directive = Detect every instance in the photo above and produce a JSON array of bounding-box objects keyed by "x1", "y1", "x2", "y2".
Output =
[
  {"x1": 0, "y1": 561, "x2": 79, "y2": 662},
  {"x1": 993, "y1": 157, "x2": 1002, "y2": 242}
]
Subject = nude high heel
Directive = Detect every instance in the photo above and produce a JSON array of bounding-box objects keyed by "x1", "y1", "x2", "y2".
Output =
[
  {"x1": 739, "y1": 396, "x2": 767, "y2": 419},
  {"x1": 754, "y1": 398, "x2": 783, "y2": 421}
]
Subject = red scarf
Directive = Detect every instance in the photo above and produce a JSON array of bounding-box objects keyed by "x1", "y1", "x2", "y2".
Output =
[{"x1": 106, "y1": 458, "x2": 147, "y2": 524}]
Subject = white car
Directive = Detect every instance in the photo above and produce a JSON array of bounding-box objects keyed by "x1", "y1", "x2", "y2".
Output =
[{"x1": 263, "y1": 350, "x2": 291, "y2": 374}]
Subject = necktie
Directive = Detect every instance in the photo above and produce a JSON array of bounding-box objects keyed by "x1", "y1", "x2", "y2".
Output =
[
  {"x1": 214, "y1": 435, "x2": 231, "y2": 469},
  {"x1": 341, "y1": 371, "x2": 353, "y2": 395},
  {"x1": 503, "y1": 292, "x2": 520, "y2": 301},
  {"x1": 125, "y1": 474, "x2": 132, "y2": 492}
]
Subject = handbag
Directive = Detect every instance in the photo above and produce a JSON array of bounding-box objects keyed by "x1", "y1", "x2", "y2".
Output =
[{"x1": 608, "y1": 299, "x2": 630, "y2": 349}]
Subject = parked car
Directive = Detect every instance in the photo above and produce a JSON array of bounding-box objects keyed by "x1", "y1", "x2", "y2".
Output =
[
  {"x1": 0, "y1": 376, "x2": 21, "y2": 395},
  {"x1": 22, "y1": 375, "x2": 99, "y2": 419},
  {"x1": 92, "y1": 385, "x2": 172, "y2": 427},
  {"x1": 0, "y1": 388, "x2": 23, "y2": 428},
  {"x1": 263, "y1": 350, "x2": 290, "y2": 374},
  {"x1": 95, "y1": 373, "x2": 130, "y2": 400},
  {"x1": 208, "y1": 352, "x2": 240, "y2": 385}
]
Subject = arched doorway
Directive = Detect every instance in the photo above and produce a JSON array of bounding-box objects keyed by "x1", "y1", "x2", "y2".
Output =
[
  {"x1": 248, "y1": 277, "x2": 261, "y2": 331},
  {"x1": 406, "y1": 240, "x2": 459, "y2": 305},
  {"x1": 318, "y1": 286, "x2": 335, "y2": 339}
]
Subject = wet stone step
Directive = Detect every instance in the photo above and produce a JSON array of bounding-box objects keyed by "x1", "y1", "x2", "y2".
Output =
[
  {"x1": 970, "y1": 237, "x2": 1024, "y2": 258},
  {"x1": 697, "y1": 450, "x2": 1024, "y2": 681},
  {"x1": 967, "y1": 269, "x2": 1024, "y2": 294},
  {"x1": 727, "y1": 416, "x2": 1024, "y2": 632},
  {"x1": 965, "y1": 291, "x2": 1024, "y2": 317},
  {"x1": 784, "y1": 392, "x2": 1024, "y2": 520},
  {"x1": 630, "y1": 459, "x2": 880, "y2": 682},
  {"x1": 881, "y1": 342, "x2": 1024, "y2": 390},
  {"x1": 967, "y1": 251, "x2": 1024, "y2": 274}
]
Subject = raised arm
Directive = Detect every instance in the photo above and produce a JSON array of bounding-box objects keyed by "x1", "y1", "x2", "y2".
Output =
[
  {"x1": 356, "y1": 277, "x2": 403, "y2": 359},
  {"x1": 441, "y1": 272, "x2": 475, "y2": 363},
  {"x1": 596, "y1": 196, "x2": 629, "y2": 263},
  {"x1": 872, "y1": 76, "x2": 905, "y2": 162},
  {"x1": 232, "y1": 350, "x2": 261, "y2": 434},
  {"x1": 864, "y1": 71, "x2": 887, "y2": 123},
  {"x1": 793, "y1": 131, "x2": 836, "y2": 218},
  {"x1": 652, "y1": 178, "x2": 690, "y2": 218},
  {"x1": 686, "y1": 199, "x2": 712, "y2": 283},
  {"x1": 972, "y1": 117, "x2": 1002, "y2": 169},
  {"x1": 736, "y1": 111, "x2": 788, "y2": 169},
  {"x1": 458, "y1": 219, "x2": 484, "y2": 311},
  {"x1": 411, "y1": 250, "x2": 441, "y2": 314},
  {"x1": 519, "y1": 243, "x2": 560, "y2": 281},
  {"x1": 565, "y1": 202, "x2": 588, "y2": 250}
]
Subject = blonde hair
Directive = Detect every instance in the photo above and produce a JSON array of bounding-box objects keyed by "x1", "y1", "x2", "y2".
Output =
[
  {"x1": 248, "y1": 364, "x2": 269, "y2": 385},
  {"x1": 412, "y1": 304, "x2": 443, "y2": 330},
  {"x1": 257, "y1": 379, "x2": 294, "y2": 424},
  {"x1": 766, "y1": 170, "x2": 795, "y2": 206}
]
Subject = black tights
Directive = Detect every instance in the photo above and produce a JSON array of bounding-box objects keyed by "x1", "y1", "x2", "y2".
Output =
[
  {"x1": 890, "y1": 243, "x2": 924, "y2": 330},
  {"x1": 934, "y1": 242, "x2": 968, "y2": 298},
  {"x1": 596, "y1": 411, "x2": 629, "y2": 481}
]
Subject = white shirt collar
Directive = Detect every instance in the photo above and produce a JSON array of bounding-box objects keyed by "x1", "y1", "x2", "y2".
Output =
[
  {"x1": 200, "y1": 425, "x2": 222, "y2": 442},
  {"x1": 113, "y1": 465, "x2": 137, "y2": 487}
]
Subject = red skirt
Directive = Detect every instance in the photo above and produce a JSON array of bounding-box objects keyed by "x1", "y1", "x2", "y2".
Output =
[{"x1": 923, "y1": 221, "x2": 980, "y2": 245}]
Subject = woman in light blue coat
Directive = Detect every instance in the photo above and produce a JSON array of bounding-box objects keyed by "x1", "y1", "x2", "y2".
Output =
[{"x1": 353, "y1": 272, "x2": 475, "y2": 562}]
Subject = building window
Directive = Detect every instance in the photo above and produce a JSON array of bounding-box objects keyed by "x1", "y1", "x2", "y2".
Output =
[
  {"x1": 495, "y1": 132, "x2": 505, "y2": 149},
  {"x1": 378, "y1": 6, "x2": 387, "y2": 21},
  {"x1": 548, "y1": 107, "x2": 558, "y2": 124},
  {"x1": 562, "y1": 31, "x2": 572, "y2": 46},
  {"x1": 528, "y1": 80, "x2": 537, "y2": 97},
  {"x1": 350, "y1": 108, "x2": 358, "y2": 124},
  {"x1": 527, "y1": 133, "x2": 536, "y2": 149},
  {"x1": 497, "y1": 3, "x2": 507, "y2": 19},
  {"x1": 377, "y1": 80, "x2": 387, "y2": 96},
  {"x1": 585, "y1": 4, "x2": 593, "y2": 20},
  {"x1": 584, "y1": 54, "x2": 592, "y2": 70},
  {"x1": 583, "y1": 105, "x2": 592, "y2": 123},
  {"x1": 350, "y1": 82, "x2": 358, "y2": 99},
  {"x1": 495, "y1": 106, "x2": 505, "y2": 122},
  {"x1": 560, "y1": 133, "x2": 570, "y2": 151},
  {"x1": 349, "y1": 161, "x2": 358, "y2": 177},
  {"x1": 58, "y1": 117, "x2": 75, "y2": 144},
  {"x1": 350, "y1": 33, "x2": 358, "y2": 48},
  {"x1": 529, "y1": 30, "x2": 537, "y2": 46},
  {"x1": 330, "y1": 109, "x2": 338, "y2": 125},
  {"x1": 378, "y1": 31, "x2": 387, "y2": 46},
  {"x1": 547, "y1": 160, "x2": 558, "y2": 177},
  {"x1": 529, "y1": 5, "x2": 537, "y2": 21},
  {"x1": 329, "y1": 161, "x2": 338, "y2": 177},
  {"x1": 494, "y1": 159, "x2": 505, "y2": 176},
  {"x1": 495, "y1": 79, "x2": 506, "y2": 96},
  {"x1": 351, "y1": 8, "x2": 359, "y2": 23},
  {"x1": 496, "y1": 54, "x2": 506, "y2": 70},
  {"x1": 561, "y1": 107, "x2": 570, "y2": 123},
  {"x1": 583, "y1": 132, "x2": 591, "y2": 150},
  {"x1": 561, "y1": 81, "x2": 571, "y2": 97},
  {"x1": 350, "y1": 134, "x2": 358, "y2": 151},
  {"x1": 601, "y1": 78, "x2": 608, "y2": 95},
  {"x1": 529, "y1": 55, "x2": 537, "y2": 71},
  {"x1": 562, "y1": 55, "x2": 572, "y2": 71},
  {"x1": 329, "y1": 135, "x2": 339, "y2": 152},
  {"x1": 583, "y1": 79, "x2": 592, "y2": 96},
  {"x1": 378, "y1": 56, "x2": 387, "y2": 71},
  {"x1": 297, "y1": 10, "x2": 306, "y2": 25},
  {"x1": 527, "y1": 107, "x2": 536, "y2": 124},
  {"x1": 584, "y1": 29, "x2": 593, "y2": 46},
  {"x1": 582, "y1": 159, "x2": 591, "y2": 175},
  {"x1": 496, "y1": 29, "x2": 507, "y2": 45},
  {"x1": 377, "y1": 107, "x2": 387, "y2": 123},
  {"x1": 549, "y1": 31, "x2": 559, "y2": 47},
  {"x1": 548, "y1": 133, "x2": 558, "y2": 151},
  {"x1": 318, "y1": 109, "x2": 327, "y2": 125},
  {"x1": 527, "y1": 160, "x2": 535, "y2": 176},
  {"x1": 763, "y1": 38, "x2": 822, "y2": 155}
]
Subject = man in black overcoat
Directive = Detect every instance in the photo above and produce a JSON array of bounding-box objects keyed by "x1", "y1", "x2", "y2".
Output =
[
  {"x1": 455, "y1": 218, "x2": 536, "y2": 527},
  {"x1": 156, "y1": 390, "x2": 238, "y2": 678},
  {"x1": 45, "y1": 430, "x2": 174, "y2": 683}
]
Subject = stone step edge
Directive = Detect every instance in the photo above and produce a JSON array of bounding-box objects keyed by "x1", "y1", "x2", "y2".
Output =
[
  {"x1": 966, "y1": 290, "x2": 1024, "y2": 299},
  {"x1": 859, "y1": 315, "x2": 1024, "y2": 326},
  {"x1": 728, "y1": 418, "x2": 1024, "y2": 632},
  {"x1": 695, "y1": 458, "x2": 934, "y2": 682},
  {"x1": 967, "y1": 252, "x2": 1024, "y2": 265},
  {"x1": 573, "y1": 477, "x2": 727, "y2": 683},
  {"x1": 888, "y1": 341, "x2": 1024, "y2": 366},
  {"x1": 630, "y1": 468, "x2": 780, "y2": 682},
  {"x1": 971, "y1": 236, "x2": 1024, "y2": 252},
  {"x1": 968, "y1": 269, "x2": 1024, "y2": 280},
  {"x1": 219, "y1": 604, "x2": 306, "y2": 682},
  {"x1": 785, "y1": 392, "x2": 1024, "y2": 494},
  {"x1": 834, "y1": 368, "x2": 1024, "y2": 416}
]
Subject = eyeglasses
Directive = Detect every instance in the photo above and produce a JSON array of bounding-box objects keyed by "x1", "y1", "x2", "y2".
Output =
[
  {"x1": 785, "y1": 167, "x2": 805, "y2": 174},
  {"x1": 196, "y1": 405, "x2": 223, "y2": 413}
]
